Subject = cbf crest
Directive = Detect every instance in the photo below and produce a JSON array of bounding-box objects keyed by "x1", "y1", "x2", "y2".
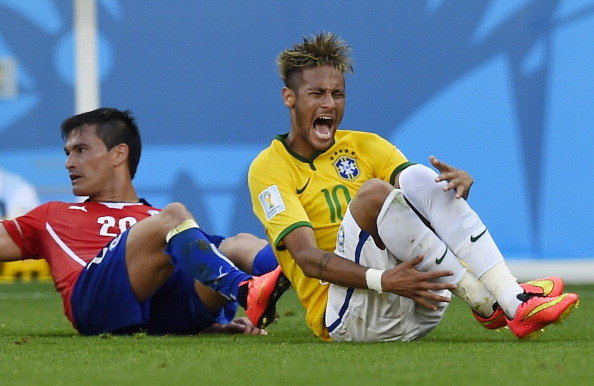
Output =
[{"x1": 333, "y1": 155, "x2": 359, "y2": 181}]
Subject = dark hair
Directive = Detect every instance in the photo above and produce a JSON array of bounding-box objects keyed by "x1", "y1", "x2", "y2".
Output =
[
  {"x1": 277, "y1": 31, "x2": 354, "y2": 90},
  {"x1": 61, "y1": 108, "x2": 142, "y2": 179}
]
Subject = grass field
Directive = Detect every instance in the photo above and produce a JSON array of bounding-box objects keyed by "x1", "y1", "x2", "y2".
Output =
[{"x1": 1, "y1": 281, "x2": 592, "y2": 385}]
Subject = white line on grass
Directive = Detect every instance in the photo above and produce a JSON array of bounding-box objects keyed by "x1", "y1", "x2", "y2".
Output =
[{"x1": 0, "y1": 292, "x2": 57, "y2": 300}]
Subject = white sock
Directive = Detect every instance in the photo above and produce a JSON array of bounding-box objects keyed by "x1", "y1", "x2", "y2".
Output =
[
  {"x1": 479, "y1": 262, "x2": 523, "y2": 318},
  {"x1": 398, "y1": 164, "x2": 504, "y2": 277},
  {"x1": 376, "y1": 189, "x2": 466, "y2": 285},
  {"x1": 453, "y1": 271, "x2": 498, "y2": 317},
  {"x1": 399, "y1": 164, "x2": 523, "y2": 317},
  {"x1": 377, "y1": 190, "x2": 499, "y2": 314}
]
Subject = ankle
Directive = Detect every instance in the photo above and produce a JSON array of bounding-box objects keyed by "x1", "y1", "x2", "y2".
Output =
[{"x1": 237, "y1": 281, "x2": 249, "y2": 308}]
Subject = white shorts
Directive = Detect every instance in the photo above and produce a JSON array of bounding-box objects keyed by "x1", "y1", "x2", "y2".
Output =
[{"x1": 325, "y1": 205, "x2": 450, "y2": 342}]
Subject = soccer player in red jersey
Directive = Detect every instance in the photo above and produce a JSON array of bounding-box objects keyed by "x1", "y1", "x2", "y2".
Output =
[{"x1": 0, "y1": 108, "x2": 287, "y2": 335}]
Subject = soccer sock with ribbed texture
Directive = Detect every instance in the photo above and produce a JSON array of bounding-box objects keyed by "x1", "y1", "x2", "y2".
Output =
[
  {"x1": 251, "y1": 243, "x2": 279, "y2": 276},
  {"x1": 398, "y1": 164, "x2": 523, "y2": 316},
  {"x1": 164, "y1": 219, "x2": 251, "y2": 301},
  {"x1": 377, "y1": 189, "x2": 466, "y2": 285}
]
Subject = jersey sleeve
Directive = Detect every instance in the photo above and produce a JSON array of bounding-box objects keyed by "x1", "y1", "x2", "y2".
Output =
[
  {"x1": 1, "y1": 203, "x2": 49, "y2": 258},
  {"x1": 359, "y1": 133, "x2": 412, "y2": 184},
  {"x1": 248, "y1": 152, "x2": 311, "y2": 248}
]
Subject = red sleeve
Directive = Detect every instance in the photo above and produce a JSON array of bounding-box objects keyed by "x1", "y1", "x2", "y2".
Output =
[{"x1": 2, "y1": 203, "x2": 49, "y2": 258}]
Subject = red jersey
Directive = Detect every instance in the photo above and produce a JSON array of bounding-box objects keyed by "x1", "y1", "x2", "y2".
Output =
[{"x1": 1, "y1": 200, "x2": 160, "y2": 322}]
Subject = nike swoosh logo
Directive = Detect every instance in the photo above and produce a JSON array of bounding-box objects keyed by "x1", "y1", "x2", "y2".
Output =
[
  {"x1": 523, "y1": 294, "x2": 567, "y2": 320},
  {"x1": 435, "y1": 247, "x2": 447, "y2": 264},
  {"x1": 526, "y1": 279, "x2": 554, "y2": 296},
  {"x1": 296, "y1": 178, "x2": 310, "y2": 194},
  {"x1": 470, "y1": 228, "x2": 487, "y2": 242}
]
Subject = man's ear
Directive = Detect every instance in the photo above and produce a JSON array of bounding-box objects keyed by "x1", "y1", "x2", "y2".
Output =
[
  {"x1": 111, "y1": 143, "x2": 129, "y2": 167},
  {"x1": 282, "y1": 87, "x2": 295, "y2": 108}
]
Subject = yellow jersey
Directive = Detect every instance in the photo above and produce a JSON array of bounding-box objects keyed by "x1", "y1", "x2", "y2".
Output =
[{"x1": 248, "y1": 130, "x2": 411, "y2": 340}]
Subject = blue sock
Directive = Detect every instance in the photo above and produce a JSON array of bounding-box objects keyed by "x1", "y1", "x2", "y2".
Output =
[
  {"x1": 252, "y1": 244, "x2": 278, "y2": 276},
  {"x1": 165, "y1": 227, "x2": 252, "y2": 301}
]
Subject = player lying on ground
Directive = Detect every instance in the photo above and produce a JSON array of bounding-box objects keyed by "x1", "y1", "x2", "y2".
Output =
[
  {"x1": 248, "y1": 32, "x2": 579, "y2": 342},
  {"x1": 0, "y1": 108, "x2": 289, "y2": 335}
]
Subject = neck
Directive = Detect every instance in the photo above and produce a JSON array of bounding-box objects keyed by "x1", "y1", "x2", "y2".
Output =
[
  {"x1": 285, "y1": 131, "x2": 314, "y2": 159},
  {"x1": 87, "y1": 178, "x2": 139, "y2": 203}
]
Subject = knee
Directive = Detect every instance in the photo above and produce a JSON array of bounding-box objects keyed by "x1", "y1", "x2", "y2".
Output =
[
  {"x1": 228, "y1": 233, "x2": 267, "y2": 248},
  {"x1": 350, "y1": 179, "x2": 394, "y2": 237},
  {"x1": 159, "y1": 202, "x2": 193, "y2": 227},
  {"x1": 218, "y1": 233, "x2": 268, "y2": 273},
  {"x1": 398, "y1": 164, "x2": 441, "y2": 195},
  {"x1": 219, "y1": 233, "x2": 267, "y2": 257},
  {"x1": 354, "y1": 178, "x2": 394, "y2": 211}
]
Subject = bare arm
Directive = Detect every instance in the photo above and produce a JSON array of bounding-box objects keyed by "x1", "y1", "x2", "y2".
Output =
[
  {"x1": 283, "y1": 227, "x2": 456, "y2": 310},
  {"x1": 0, "y1": 223, "x2": 23, "y2": 262}
]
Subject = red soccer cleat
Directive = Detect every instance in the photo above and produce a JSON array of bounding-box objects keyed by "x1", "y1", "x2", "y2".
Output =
[
  {"x1": 473, "y1": 307, "x2": 507, "y2": 330},
  {"x1": 506, "y1": 292, "x2": 579, "y2": 339},
  {"x1": 521, "y1": 276, "x2": 564, "y2": 297},
  {"x1": 241, "y1": 266, "x2": 291, "y2": 329},
  {"x1": 472, "y1": 277, "x2": 565, "y2": 330}
]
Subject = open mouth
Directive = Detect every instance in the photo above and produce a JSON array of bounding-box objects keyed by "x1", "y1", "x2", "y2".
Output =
[
  {"x1": 70, "y1": 174, "x2": 81, "y2": 183},
  {"x1": 313, "y1": 116, "x2": 334, "y2": 139}
]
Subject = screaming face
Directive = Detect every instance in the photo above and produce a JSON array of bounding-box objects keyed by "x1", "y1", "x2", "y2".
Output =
[{"x1": 284, "y1": 66, "x2": 345, "y2": 158}]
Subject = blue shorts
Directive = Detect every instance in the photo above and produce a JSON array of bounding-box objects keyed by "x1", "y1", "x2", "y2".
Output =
[{"x1": 71, "y1": 230, "x2": 236, "y2": 335}]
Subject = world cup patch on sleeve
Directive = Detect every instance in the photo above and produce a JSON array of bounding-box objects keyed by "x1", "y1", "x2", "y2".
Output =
[{"x1": 259, "y1": 185, "x2": 285, "y2": 220}]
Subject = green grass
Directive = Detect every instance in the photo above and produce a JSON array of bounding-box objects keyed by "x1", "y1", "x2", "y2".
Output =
[{"x1": 1, "y1": 282, "x2": 592, "y2": 385}]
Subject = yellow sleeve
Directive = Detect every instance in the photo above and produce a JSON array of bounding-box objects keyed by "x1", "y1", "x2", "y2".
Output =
[
  {"x1": 248, "y1": 151, "x2": 311, "y2": 248},
  {"x1": 355, "y1": 132, "x2": 412, "y2": 184}
]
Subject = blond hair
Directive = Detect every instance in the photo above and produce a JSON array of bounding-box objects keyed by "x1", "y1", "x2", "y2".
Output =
[{"x1": 277, "y1": 32, "x2": 353, "y2": 89}]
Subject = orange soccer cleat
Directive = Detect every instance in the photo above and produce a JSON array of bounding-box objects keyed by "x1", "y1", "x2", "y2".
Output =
[
  {"x1": 506, "y1": 292, "x2": 579, "y2": 339},
  {"x1": 472, "y1": 276, "x2": 565, "y2": 330},
  {"x1": 241, "y1": 266, "x2": 291, "y2": 329}
]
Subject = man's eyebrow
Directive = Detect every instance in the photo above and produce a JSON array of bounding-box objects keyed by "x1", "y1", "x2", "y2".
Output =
[
  {"x1": 308, "y1": 86, "x2": 342, "y2": 92},
  {"x1": 64, "y1": 141, "x2": 85, "y2": 150}
]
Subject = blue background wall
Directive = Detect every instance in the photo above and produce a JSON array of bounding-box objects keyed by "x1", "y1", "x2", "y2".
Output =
[{"x1": 0, "y1": 0, "x2": 592, "y2": 260}]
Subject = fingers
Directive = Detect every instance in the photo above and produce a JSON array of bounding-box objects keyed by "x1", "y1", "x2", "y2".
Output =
[
  {"x1": 415, "y1": 297, "x2": 439, "y2": 310},
  {"x1": 446, "y1": 178, "x2": 470, "y2": 199},
  {"x1": 415, "y1": 291, "x2": 453, "y2": 310},
  {"x1": 429, "y1": 155, "x2": 451, "y2": 172},
  {"x1": 436, "y1": 172, "x2": 471, "y2": 198},
  {"x1": 454, "y1": 185, "x2": 465, "y2": 199},
  {"x1": 242, "y1": 325, "x2": 268, "y2": 335},
  {"x1": 438, "y1": 179, "x2": 463, "y2": 198},
  {"x1": 404, "y1": 254, "x2": 425, "y2": 267},
  {"x1": 429, "y1": 155, "x2": 441, "y2": 168},
  {"x1": 429, "y1": 156, "x2": 473, "y2": 199},
  {"x1": 225, "y1": 321, "x2": 267, "y2": 335},
  {"x1": 224, "y1": 322, "x2": 247, "y2": 334},
  {"x1": 421, "y1": 269, "x2": 456, "y2": 282},
  {"x1": 232, "y1": 317, "x2": 268, "y2": 335}
]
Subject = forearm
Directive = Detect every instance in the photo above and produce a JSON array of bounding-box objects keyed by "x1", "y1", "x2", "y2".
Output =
[
  {"x1": 284, "y1": 227, "x2": 378, "y2": 291},
  {"x1": 295, "y1": 249, "x2": 369, "y2": 289}
]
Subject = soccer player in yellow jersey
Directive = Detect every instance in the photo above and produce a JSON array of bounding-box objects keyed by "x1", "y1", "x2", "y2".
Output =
[{"x1": 248, "y1": 32, "x2": 579, "y2": 341}]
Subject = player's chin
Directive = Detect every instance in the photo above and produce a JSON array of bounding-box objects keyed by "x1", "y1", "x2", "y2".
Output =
[
  {"x1": 311, "y1": 134, "x2": 334, "y2": 152},
  {"x1": 313, "y1": 140, "x2": 334, "y2": 153},
  {"x1": 71, "y1": 185, "x2": 89, "y2": 197}
]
